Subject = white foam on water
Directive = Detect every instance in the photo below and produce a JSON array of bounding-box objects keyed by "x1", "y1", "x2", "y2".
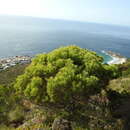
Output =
[{"x1": 102, "y1": 51, "x2": 127, "y2": 65}]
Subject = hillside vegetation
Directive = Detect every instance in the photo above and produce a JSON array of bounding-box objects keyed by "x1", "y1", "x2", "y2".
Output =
[
  {"x1": 0, "y1": 45, "x2": 130, "y2": 130},
  {"x1": 0, "y1": 64, "x2": 28, "y2": 86}
]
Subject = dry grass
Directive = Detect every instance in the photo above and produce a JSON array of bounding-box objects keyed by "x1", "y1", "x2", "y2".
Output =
[
  {"x1": 0, "y1": 64, "x2": 29, "y2": 86},
  {"x1": 107, "y1": 77, "x2": 130, "y2": 94}
]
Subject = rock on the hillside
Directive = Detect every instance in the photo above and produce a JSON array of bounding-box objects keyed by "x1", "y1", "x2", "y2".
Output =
[{"x1": 52, "y1": 118, "x2": 72, "y2": 130}]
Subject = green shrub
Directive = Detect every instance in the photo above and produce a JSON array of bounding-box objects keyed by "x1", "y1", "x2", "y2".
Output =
[
  {"x1": 14, "y1": 46, "x2": 118, "y2": 107},
  {"x1": 104, "y1": 64, "x2": 120, "y2": 79},
  {"x1": 0, "y1": 125, "x2": 15, "y2": 130},
  {"x1": 8, "y1": 106, "x2": 24, "y2": 123}
]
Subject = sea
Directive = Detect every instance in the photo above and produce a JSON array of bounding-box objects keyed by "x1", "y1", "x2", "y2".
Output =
[{"x1": 0, "y1": 15, "x2": 130, "y2": 63}]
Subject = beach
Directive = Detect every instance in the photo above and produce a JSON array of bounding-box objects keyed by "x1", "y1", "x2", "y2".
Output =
[
  {"x1": 102, "y1": 51, "x2": 127, "y2": 65},
  {"x1": 107, "y1": 56, "x2": 127, "y2": 64}
]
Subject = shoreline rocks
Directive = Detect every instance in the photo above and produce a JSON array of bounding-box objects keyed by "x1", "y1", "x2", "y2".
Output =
[{"x1": 102, "y1": 50, "x2": 127, "y2": 65}]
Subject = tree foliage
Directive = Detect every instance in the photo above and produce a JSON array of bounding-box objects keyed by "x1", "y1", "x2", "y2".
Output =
[{"x1": 14, "y1": 46, "x2": 118, "y2": 105}]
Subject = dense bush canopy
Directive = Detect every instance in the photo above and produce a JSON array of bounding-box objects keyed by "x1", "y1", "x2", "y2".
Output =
[{"x1": 14, "y1": 46, "x2": 118, "y2": 104}]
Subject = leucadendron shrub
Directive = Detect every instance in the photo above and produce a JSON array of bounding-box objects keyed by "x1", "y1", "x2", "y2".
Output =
[{"x1": 14, "y1": 46, "x2": 119, "y2": 105}]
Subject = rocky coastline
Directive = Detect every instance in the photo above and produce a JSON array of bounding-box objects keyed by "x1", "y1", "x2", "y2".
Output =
[{"x1": 106, "y1": 51, "x2": 127, "y2": 65}]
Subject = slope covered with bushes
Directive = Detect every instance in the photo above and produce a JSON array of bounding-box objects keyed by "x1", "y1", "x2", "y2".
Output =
[{"x1": 0, "y1": 45, "x2": 130, "y2": 130}]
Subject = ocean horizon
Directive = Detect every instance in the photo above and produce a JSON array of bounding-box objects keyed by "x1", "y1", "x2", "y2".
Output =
[{"x1": 0, "y1": 15, "x2": 130, "y2": 63}]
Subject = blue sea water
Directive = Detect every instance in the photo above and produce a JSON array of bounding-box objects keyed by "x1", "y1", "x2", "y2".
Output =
[{"x1": 0, "y1": 15, "x2": 130, "y2": 63}]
